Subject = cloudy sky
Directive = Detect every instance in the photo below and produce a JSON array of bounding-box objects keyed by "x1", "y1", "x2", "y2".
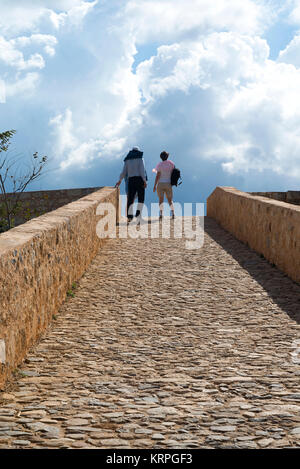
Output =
[{"x1": 1, "y1": 0, "x2": 300, "y2": 207}]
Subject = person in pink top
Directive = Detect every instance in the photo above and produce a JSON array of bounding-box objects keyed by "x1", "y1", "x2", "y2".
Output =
[{"x1": 153, "y1": 151, "x2": 175, "y2": 219}]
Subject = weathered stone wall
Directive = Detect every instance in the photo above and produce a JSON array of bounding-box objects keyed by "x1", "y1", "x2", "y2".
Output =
[
  {"x1": 0, "y1": 187, "x2": 103, "y2": 228},
  {"x1": 249, "y1": 191, "x2": 300, "y2": 206},
  {"x1": 207, "y1": 187, "x2": 300, "y2": 284},
  {"x1": 0, "y1": 187, "x2": 120, "y2": 389}
]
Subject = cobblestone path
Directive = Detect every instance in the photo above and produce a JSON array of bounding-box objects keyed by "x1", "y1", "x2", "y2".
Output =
[{"x1": 1, "y1": 217, "x2": 300, "y2": 449}]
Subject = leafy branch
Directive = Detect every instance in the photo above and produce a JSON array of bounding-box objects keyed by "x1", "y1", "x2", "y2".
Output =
[{"x1": 0, "y1": 130, "x2": 48, "y2": 232}]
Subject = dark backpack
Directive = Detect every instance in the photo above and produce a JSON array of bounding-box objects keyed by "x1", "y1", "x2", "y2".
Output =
[{"x1": 171, "y1": 167, "x2": 182, "y2": 186}]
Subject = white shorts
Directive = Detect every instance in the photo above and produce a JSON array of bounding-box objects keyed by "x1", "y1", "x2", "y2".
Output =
[{"x1": 157, "y1": 182, "x2": 173, "y2": 199}]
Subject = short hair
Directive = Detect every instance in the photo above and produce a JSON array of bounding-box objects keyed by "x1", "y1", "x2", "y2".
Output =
[{"x1": 160, "y1": 151, "x2": 169, "y2": 161}]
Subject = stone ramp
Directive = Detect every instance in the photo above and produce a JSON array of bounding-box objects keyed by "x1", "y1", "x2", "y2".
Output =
[{"x1": 0, "y1": 217, "x2": 300, "y2": 449}]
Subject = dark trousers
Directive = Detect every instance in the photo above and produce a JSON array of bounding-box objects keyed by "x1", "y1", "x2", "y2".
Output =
[{"x1": 127, "y1": 176, "x2": 145, "y2": 220}]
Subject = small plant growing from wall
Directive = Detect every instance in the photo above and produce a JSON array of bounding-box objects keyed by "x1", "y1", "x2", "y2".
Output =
[
  {"x1": 66, "y1": 282, "x2": 78, "y2": 298},
  {"x1": 0, "y1": 130, "x2": 48, "y2": 232}
]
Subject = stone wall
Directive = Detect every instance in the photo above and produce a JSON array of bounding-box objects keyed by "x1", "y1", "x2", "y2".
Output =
[
  {"x1": 0, "y1": 187, "x2": 103, "y2": 229},
  {"x1": 249, "y1": 191, "x2": 300, "y2": 206},
  {"x1": 207, "y1": 187, "x2": 300, "y2": 284},
  {"x1": 0, "y1": 187, "x2": 120, "y2": 389}
]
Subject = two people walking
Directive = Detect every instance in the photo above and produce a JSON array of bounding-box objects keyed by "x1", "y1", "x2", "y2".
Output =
[{"x1": 115, "y1": 147, "x2": 175, "y2": 222}]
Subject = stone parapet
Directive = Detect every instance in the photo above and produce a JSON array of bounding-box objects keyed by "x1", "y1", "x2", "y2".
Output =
[
  {"x1": 250, "y1": 191, "x2": 300, "y2": 206},
  {"x1": 0, "y1": 187, "x2": 103, "y2": 228},
  {"x1": 0, "y1": 187, "x2": 119, "y2": 389},
  {"x1": 207, "y1": 186, "x2": 300, "y2": 284}
]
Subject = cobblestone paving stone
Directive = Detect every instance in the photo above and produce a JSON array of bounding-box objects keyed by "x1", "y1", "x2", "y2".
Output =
[{"x1": 1, "y1": 217, "x2": 300, "y2": 449}]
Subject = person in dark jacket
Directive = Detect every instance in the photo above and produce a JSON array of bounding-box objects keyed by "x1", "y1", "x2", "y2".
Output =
[{"x1": 116, "y1": 147, "x2": 147, "y2": 222}]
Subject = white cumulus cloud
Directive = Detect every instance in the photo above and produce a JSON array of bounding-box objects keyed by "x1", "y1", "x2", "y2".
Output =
[
  {"x1": 0, "y1": 79, "x2": 5, "y2": 103},
  {"x1": 0, "y1": 1, "x2": 97, "y2": 100},
  {"x1": 48, "y1": 0, "x2": 98, "y2": 29},
  {"x1": 2, "y1": 0, "x2": 300, "y2": 189},
  {"x1": 49, "y1": 108, "x2": 127, "y2": 169},
  {"x1": 12, "y1": 34, "x2": 58, "y2": 57},
  {"x1": 4, "y1": 72, "x2": 40, "y2": 99},
  {"x1": 44, "y1": 0, "x2": 300, "y2": 180},
  {"x1": 0, "y1": 0, "x2": 98, "y2": 34},
  {"x1": 123, "y1": 0, "x2": 270, "y2": 43},
  {"x1": 133, "y1": 30, "x2": 300, "y2": 177},
  {"x1": 0, "y1": 36, "x2": 45, "y2": 70},
  {"x1": 278, "y1": 34, "x2": 300, "y2": 68}
]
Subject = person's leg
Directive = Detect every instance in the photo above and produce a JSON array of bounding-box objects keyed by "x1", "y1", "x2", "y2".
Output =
[
  {"x1": 156, "y1": 183, "x2": 164, "y2": 218},
  {"x1": 127, "y1": 177, "x2": 137, "y2": 220},
  {"x1": 166, "y1": 185, "x2": 174, "y2": 218},
  {"x1": 125, "y1": 177, "x2": 129, "y2": 220},
  {"x1": 135, "y1": 177, "x2": 145, "y2": 219},
  {"x1": 159, "y1": 195, "x2": 164, "y2": 218}
]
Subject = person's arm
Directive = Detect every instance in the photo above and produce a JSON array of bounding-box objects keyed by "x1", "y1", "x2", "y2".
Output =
[
  {"x1": 115, "y1": 161, "x2": 127, "y2": 187},
  {"x1": 153, "y1": 171, "x2": 161, "y2": 192},
  {"x1": 139, "y1": 159, "x2": 147, "y2": 187}
]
